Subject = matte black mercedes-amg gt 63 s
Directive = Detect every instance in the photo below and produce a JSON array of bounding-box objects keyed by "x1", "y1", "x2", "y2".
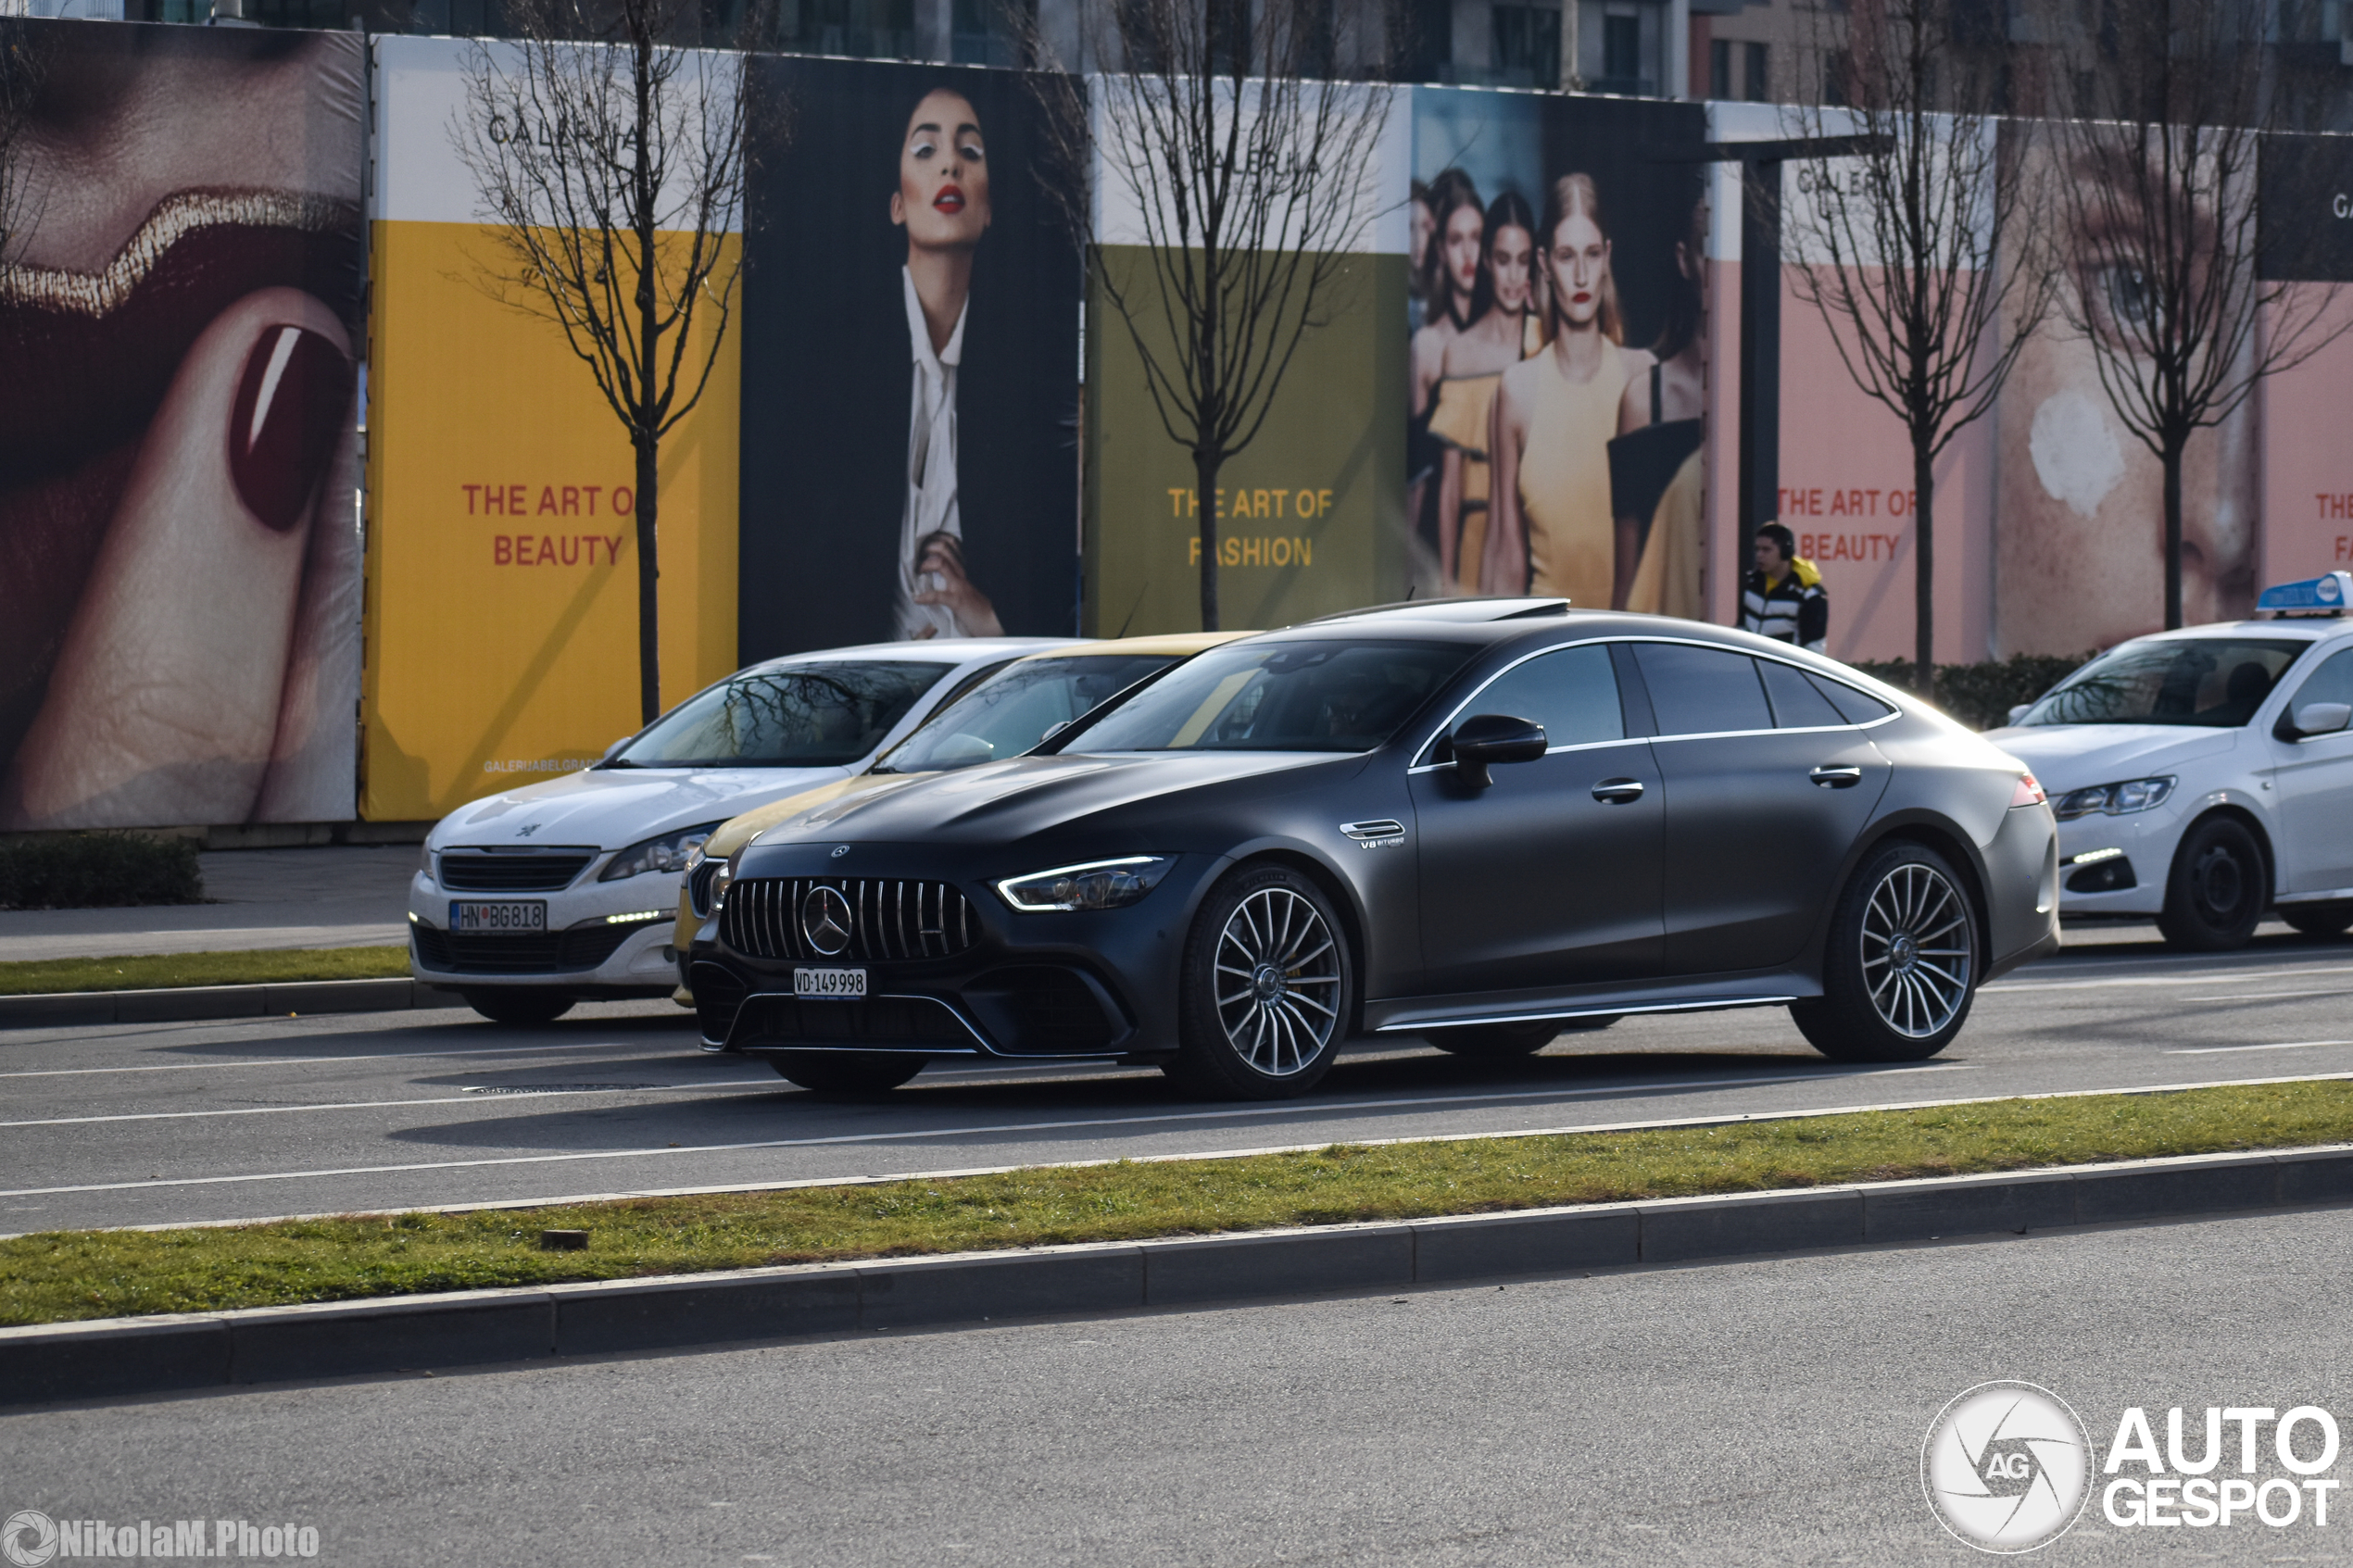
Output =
[{"x1": 686, "y1": 602, "x2": 2060, "y2": 1098}]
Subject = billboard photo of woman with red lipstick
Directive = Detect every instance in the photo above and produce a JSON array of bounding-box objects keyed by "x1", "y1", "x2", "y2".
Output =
[
  {"x1": 0, "y1": 20, "x2": 363, "y2": 831},
  {"x1": 736, "y1": 58, "x2": 1080, "y2": 658}
]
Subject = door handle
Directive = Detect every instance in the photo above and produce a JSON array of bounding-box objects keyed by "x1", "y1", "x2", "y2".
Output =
[
  {"x1": 1592, "y1": 778, "x2": 1645, "y2": 804},
  {"x1": 1810, "y1": 765, "x2": 1865, "y2": 788}
]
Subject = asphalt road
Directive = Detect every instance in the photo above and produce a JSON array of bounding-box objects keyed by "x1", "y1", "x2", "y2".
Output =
[
  {"x1": 7, "y1": 922, "x2": 2353, "y2": 1235},
  {"x1": 7, "y1": 1204, "x2": 2351, "y2": 1563}
]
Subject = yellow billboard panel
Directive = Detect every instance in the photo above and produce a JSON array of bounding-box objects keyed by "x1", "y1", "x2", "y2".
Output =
[{"x1": 359, "y1": 218, "x2": 738, "y2": 821}]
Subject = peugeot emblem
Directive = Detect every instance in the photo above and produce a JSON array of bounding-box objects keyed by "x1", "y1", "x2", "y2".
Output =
[{"x1": 801, "y1": 884, "x2": 854, "y2": 956}]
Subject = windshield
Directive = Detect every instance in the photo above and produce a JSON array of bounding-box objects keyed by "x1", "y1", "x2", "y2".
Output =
[
  {"x1": 612, "y1": 661, "x2": 949, "y2": 767},
  {"x1": 875, "y1": 654, "x2": 1177, "y2": 773},
  {"x1": 1063, "y1": 640, "x2": 1475, "y2": 754},
  {"x1": 2018, "y1": 638, "x2": 2308, "y2": 728}
]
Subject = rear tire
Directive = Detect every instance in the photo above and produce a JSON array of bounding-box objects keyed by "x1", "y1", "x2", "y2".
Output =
[
  {"x1": 770, "y1": 1053, "x2": 925, "y2": 1094},
  {"x1": 1164, "y1": 864, "x2": 1353, "y2": 1100},
  {"x1": 2157, "y1": 816, "x2": 2266, "y2": 952},
  {"x1": 464, "y1": 989, "x2": 574, "y2": 1024},
  {"x1": 2281, "y1": 901, "x2": 2353, "y2": 938},
  {"x1": 1793, "y1": 841, "x2": 1977, "y2": 1063}
]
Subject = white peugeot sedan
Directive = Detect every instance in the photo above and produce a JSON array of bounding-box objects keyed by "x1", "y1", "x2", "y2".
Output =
[
  {"x1": 410, "y1": 638, "x2": 1078, "y2": 1022},
  {"x1": 1987, "y1": 573, "x2": 2353, "y2": 951}
]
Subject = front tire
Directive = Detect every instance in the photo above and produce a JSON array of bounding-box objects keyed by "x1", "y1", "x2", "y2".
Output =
[
  {"x1": 2281, "y1": 901, "x2": 2353, "y2": 938},
  {"x1": 1165, "y1": 864, "x2": 1353, "y2": 1100},
  {"x1": 464, "y1": 989, "x2": 574, "y2": 1024},
  {"x1": 770, "y1": 1053, "x2": 925, "y2": 1094},
  {"x1": 2157, "y1": 816, "x2": 2266, "y2": 952},
  {"x1": 1793, "y1": 841, "x2": 1978, "y2": 1063}
]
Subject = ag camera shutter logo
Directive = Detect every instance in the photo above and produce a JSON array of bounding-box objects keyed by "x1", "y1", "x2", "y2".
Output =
[
  {"x1": 2, "y1": 1512, "x2": 57, "y2": 1568},
  {"x1": 1922, "y1": 1382, "x2": 2094, "y2": 1552}
]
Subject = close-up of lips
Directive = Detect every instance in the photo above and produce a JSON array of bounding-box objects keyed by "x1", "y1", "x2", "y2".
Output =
[{"x1": 934, "y1": 183, "x2": 965, "y2": 212}]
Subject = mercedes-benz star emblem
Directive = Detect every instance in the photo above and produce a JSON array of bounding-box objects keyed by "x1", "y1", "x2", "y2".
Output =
[{"x1": 801, "y1": 884, "x2": 854, "y2": 956}]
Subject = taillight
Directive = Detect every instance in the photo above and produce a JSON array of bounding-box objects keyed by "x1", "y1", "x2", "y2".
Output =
[{"x1": 2011, "y1": 772, "x2": 2047, "y2": 808}]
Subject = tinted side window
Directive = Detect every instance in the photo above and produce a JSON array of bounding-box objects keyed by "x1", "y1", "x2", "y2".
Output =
[
  {"x1": 1806, "y1": 673, "x2": 1896, "y2": 723},
  {"x1": 2290, "y1": 646, "x2": 2353, "y2": 713},
  {"x1": 1633, "y1": 644, "x2": 1771, "y2": 736},
  {"x1": 1461, "y1": 645, "x2": 1625, "y2": 749},
  {"x1": 1759, "y1": 660, "x2": 1848, "y2": 728}
]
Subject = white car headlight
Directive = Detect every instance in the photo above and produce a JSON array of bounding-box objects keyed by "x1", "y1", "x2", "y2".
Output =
[
  {"x1": 600, "y1": 822, "x2": 724, "y2": 882},
  {"x1": 2053, "y1": 776, "x2": 2176, "y2": 820},
  {"x1": 995, "y1": 856, "x2": 1173, "y2": 912}
]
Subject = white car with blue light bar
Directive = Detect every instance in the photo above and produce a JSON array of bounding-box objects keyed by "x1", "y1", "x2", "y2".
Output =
[
  {"x1": 1986, "y1": 572, "x2": 2353, "y2": 950},
  {"x1": 409, "y1": 638, "x2": 1077, "y2": 1022}
]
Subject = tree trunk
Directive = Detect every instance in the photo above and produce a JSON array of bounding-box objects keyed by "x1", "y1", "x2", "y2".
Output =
[
  {"x1": 2161, "y1": 436, "x2": 2185, "y2": 631},
  {"x1": 1195, "y1": 449, "x2": 1223, "y2": 632},
  {"x1": 1912, "y1": 439, "x2": 1935, "y2": 697},
  {"x1": 634, "y1": 432, "x2": 661, "y2": 723}
]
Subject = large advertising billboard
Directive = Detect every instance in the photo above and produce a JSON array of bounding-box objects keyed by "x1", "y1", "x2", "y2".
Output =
[
  {"x1": 1413, "y1": 90, "x2": 1710, "y2": 618},
  {"x1": 737, "y1": 57, "x2": 1081, "y2": 658},
  {"x1": 0, "y1": 20, "x2": 363, "y2": 830},
  {"x1": 2256, "y1": 135, "x2": 2353, "y2": 589},
  {"x1": 362, "y1": 35, "x2": 740, "y2": 822}
]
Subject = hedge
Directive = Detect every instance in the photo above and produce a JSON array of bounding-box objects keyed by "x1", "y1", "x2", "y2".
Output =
[
  {"x1": 0, "y1": 834, "x2": 205, "y2": 909},
  {"x1": 1850, "y1": 652, "x2": 2092, "y2": 732}
]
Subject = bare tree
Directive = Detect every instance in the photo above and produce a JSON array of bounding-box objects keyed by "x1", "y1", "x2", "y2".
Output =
[
  {"x1": 1026, "y1": 0, "x2": 1393, "y2": 631},
  {"x1": 1780, "y1": 0, "x2": 2056, "y2": 692},
  {"x1": 2038, "y1": 0, "x2": 2351, "y2": 630},
  {"x1": 456, "y1": 0, "x2": 751, "y2": 723}
]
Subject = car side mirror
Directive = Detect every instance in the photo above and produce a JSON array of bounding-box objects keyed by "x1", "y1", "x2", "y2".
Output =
[
  {"x1": 2006, "y1": 704, "x2": 2032, "y2": 727},
  {"x1": 1451, "y1": 713, "x2": 1548, "y2": 788},
  {"x1": 600, "y1": 736, "x2": 630, "y2": 762},
  {"x1": 2284, "y1": 701, "x2": 2353, "y2": 740}
]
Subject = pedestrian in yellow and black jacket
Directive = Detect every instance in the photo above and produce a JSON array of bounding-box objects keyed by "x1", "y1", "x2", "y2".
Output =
[{"x1": 1740, "y1": 522, "x2": 1828, "y2": 653}]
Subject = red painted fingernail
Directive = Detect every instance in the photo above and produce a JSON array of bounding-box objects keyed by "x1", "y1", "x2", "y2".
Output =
[{"x1": 229, "y1": 325, "x2": 352, "y2": 533}]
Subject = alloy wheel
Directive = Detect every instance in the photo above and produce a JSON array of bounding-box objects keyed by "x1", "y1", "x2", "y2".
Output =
[
  {"x1": 1860, "y1": 860, "x2": 1975, "y2": 1039},
  {"x1": 1212, "y1": 885, "x2": 1342, "y2": 1076}
]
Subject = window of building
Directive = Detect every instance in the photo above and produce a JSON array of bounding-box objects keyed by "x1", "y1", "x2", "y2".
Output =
[
  {"x1": 1602, "y1": 11, "x2": 1641, "y2": 84},
  {"x1": 1709, "y1": 37, "x2": 1731, "y2": 97},
  {"x1": 1492, "y1": 3, "x2": 1563, "y2": 88},
  {"x1": 770, "y1": 0, "x2": 918, "y2": 60},
  {"x1": 951, "y1": 0, "x2": 1033, "y2": 65},
  {"x1": 1743, "y1": 40, "x2": 1768, "y2": 99}
]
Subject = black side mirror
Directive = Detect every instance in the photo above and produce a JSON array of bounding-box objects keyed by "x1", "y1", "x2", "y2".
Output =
[{"x1": 1450, "y1": 713, "x2": 1548, "y2": 788}]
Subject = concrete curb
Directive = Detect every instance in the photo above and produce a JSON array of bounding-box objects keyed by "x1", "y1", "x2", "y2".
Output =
[
  {"x1": 0, "y1": 978, "x2": 465, "y2": 1029},
  {"x1": 7, "y1": 1143, "x2": 2352, "y2": 1407}
]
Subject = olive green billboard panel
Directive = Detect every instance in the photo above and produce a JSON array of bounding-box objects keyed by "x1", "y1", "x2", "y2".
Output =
[{"x1": 1084, "y1": 248, "x2": 1409, "y2": 635}]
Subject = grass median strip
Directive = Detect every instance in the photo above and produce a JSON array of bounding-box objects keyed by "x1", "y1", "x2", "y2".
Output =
[
  {"x1": 8, "y1": 1076, "x2": 2353, "y2": 1327},
  {"x1": 0, "y1": 946, "x2": 410, "y2": 997}
]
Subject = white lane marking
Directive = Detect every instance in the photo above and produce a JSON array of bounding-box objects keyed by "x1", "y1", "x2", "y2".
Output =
[
  {"x1": 23, "y1": 1067, "x2": 2353, "y2": 1239},
  {"x1": 1985, "y1": 963, "x2": 2353, "y2": 995},
  {"x1": 2164, "y1": 1039, "x2": 2353, "y2": 1056},
  {"x1": 0, "y1": 1041, "x2": 677, "y2": 1080},
  {"x1": 2179, "y1": 990, "x2": 2353, "y2": 1003},
  {"x1": 0, "y1": 1064, "x2": 1974, "y2": 1199},
  {"x1": 0, "y1": 1082, "x2": 781, "y2": 1129}
]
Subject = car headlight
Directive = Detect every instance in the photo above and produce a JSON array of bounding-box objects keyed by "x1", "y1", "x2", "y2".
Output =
[
  {"x1": 2053, "y1": 776, "x2": 2176, "y2": 820},
  {"x1": 996, "y1": 856, "x2": 1173, "y2": 912},
  {"x1": 599, "y1": 822, "x2": 724, "y2": 882}
]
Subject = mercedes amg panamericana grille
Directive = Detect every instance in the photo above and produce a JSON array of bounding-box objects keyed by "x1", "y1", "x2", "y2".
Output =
[
  {"x1": 721, "y1": 877, "x2": 979, "y2": 962},
  {"x1": 437, "y1": 850, "x2": 595, "y2": 892}
]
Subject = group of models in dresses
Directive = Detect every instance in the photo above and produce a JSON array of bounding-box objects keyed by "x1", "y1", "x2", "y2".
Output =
[{"x1": 1409, "y1": 169, "x2": 1706, "y2": 620}]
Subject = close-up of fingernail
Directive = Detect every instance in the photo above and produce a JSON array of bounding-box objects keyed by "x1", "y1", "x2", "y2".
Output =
[{"x1": 229, "y1": 324, "x2": 353, "y2": 533}]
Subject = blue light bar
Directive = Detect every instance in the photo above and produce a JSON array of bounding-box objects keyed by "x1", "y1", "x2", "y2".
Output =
[{"x1": 2258, "y1": 571, "x2": 2353, "y2": 615}]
